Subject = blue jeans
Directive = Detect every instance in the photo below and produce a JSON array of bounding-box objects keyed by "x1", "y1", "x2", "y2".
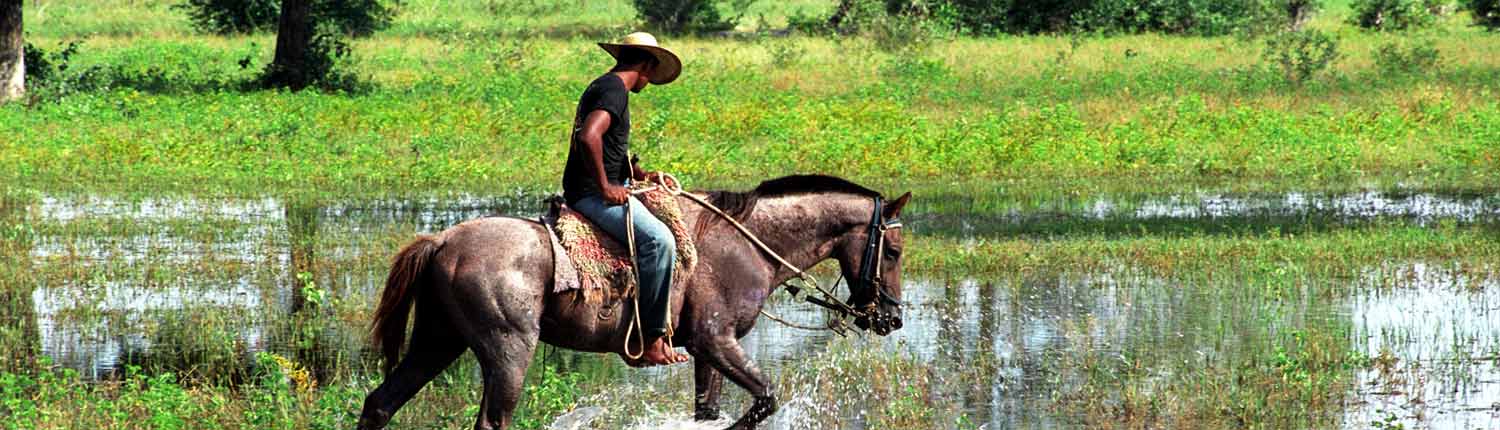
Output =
[{"x1": 570, "y1": 193, "x2": 677, "y2": 338}]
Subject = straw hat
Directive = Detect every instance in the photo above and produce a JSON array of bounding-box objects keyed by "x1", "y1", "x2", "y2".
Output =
[{"x1": 598, "y1": 32, "x2": 682, "y2": 85}]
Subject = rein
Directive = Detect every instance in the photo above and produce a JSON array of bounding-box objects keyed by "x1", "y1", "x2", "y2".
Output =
[{"x1": 643, "y1": 173, "x2": 900, "y2": 334}]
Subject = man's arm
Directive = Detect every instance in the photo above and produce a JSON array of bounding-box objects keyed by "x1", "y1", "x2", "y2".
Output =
[{"x1": 578, "y1": 110, "x2": 629, "y2": 204}]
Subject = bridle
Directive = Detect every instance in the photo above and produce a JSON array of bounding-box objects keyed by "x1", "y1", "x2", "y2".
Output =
[{"x1": 850, "y1": 196, "x2": 903, "y2": 319}]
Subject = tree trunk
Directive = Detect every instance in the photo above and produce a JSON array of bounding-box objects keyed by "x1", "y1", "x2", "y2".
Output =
[
  {"x1": 266, "y1": 0, "x2": 313, "y2": 90},
  {"x1": 0, "y1": 0, "x2": 23, "y2": 103},
  {"x1": 828, "y1": 0, "x2": 855, "y2": 33}
]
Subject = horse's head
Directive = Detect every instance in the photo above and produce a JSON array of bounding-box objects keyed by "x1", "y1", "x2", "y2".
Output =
[{"x1": 835, "y1": 191, "x2": 911, "y2": 336}]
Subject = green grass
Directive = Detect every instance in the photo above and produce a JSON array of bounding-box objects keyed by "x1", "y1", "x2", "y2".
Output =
[{"x1": 5, "y1": 1, "x2": 1499, "y2": 198}]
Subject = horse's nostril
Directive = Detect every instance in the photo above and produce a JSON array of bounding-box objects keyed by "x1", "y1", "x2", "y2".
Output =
[{"x1": 892, "y1": 318, "x2": 903, "y2": 330}]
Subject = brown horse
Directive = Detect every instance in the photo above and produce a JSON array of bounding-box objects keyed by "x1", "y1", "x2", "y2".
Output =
[{"x1": 356, "y1": 175, "x2": 911, "y2": 430}]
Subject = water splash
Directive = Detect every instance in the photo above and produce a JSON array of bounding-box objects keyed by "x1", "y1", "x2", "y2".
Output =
[{"x1": 625, "y1": 413, "x2": 731, "y2": 430}]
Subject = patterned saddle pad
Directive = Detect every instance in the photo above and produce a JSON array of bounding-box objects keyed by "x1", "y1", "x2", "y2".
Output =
[{"x1": 543, "y1": 185, "x2": 698, "y2": 304}]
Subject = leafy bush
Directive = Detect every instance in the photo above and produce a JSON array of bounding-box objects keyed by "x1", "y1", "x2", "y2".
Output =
[
  {"x1": 22, "y1": 41, "x2": 80, "y2": 85},
  {"x1": 868, "y1": 11, "x2": 949, "y2": 54},
  {"x1": 841, "y1": 0, "x2": 1315, "y2": 36},
  {"x1": 764, "y1": 38, "x2": 806, "y2": 68},
  {"x1": 177, "y1": 0, "x2": 397, "y2": 36},
  {"x1": 1348, "y1": 0, "x2": 1436, "y2": 30},
  {"x1": 819, "y1": 0, "x2": 948, "y2": 53},
  {"x1": 20, "y1": 41, "x2": 265, "y2": 103},
  {"x1": 631, "y1": 0, "x2": 737, "y2": 34},
  {"x1": 1464, "y1": 0, "x2": 1500, "y2": 30},
  {"x1": 174, "y1": 0, "x2": 281, "y2": 34},
  {"x1": 1261, "y1": 29, "x2": 1340, "y2": 84},
  {"x1": 1374, "y1": 38, "x2": 1440, "y2": 74},
  {"x1": 314, "y1": 0, "x2": 399, "y2": 37},
  {"x1": 1078, "y1": 0, "x2": 1282, "y2": 36}
]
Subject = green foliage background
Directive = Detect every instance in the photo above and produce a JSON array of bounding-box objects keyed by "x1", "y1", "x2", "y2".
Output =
[{"x1": 3, "y1": 0, "x2": 1497, "y2": 198}]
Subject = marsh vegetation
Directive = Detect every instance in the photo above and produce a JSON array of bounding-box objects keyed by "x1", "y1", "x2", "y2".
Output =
[{"x1": 2, "y1": 0, "x2": 1498, "y2": 428}]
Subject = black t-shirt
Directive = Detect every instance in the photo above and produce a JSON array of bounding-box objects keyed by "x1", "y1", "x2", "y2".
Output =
[{"x1": 562, "y1": 74, "x2": 631, "y2": 204}]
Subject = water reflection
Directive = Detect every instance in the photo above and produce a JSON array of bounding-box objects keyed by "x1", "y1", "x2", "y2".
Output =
[
  {"x1": 911, "y1": 190, "x2": 1500, "y2": 238},
  {"x1": 1346, "y1": 263, "x2": 1500, "y2": 429}
]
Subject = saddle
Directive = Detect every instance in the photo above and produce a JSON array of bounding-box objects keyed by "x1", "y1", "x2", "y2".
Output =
[{"x1": 539, "y1": 185, "x2": 698, "y2": 305}]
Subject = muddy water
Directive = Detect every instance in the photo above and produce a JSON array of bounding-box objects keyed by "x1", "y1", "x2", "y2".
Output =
[{"x1": 14, "y1": 190, "x2": 1500, "y2": 428}]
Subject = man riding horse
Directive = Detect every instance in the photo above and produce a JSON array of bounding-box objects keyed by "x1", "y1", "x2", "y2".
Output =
[
  {"x1": 357, "y1": 31, "x2": 913, "y2": 430},
  {"x1": 561, "y1": 31, "x2": 690, "y2": 367}
]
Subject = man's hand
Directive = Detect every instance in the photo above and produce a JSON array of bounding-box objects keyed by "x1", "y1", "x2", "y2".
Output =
[
  {"x1": 643, "y1": 171, "x2": 677, "y2": 188},
  {"x1": 602, "y1": 183, "x2": 630, "y2": 205}
]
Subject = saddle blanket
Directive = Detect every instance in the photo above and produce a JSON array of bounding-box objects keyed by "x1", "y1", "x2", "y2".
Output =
[{"x1": 541, "y1": 185, "x2": 698, "y2": 304}]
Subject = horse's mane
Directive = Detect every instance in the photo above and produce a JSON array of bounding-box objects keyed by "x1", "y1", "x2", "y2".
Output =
[{"x1": 693, "y1": 175, "x2": 881, "y2": 240}]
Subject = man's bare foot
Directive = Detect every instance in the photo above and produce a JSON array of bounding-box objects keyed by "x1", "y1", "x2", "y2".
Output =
[{"x1": 642, "y1": 336, "x2": 690, "y2": 366}]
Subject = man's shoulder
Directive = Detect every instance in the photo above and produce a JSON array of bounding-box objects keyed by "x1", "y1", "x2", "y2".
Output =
[{"x1": 587, "y1": 73, "x2": 626, "y2": 93}]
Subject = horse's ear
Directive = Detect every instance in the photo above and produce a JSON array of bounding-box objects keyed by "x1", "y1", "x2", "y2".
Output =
[{"x1": 884, "y1": 192, "x2": 911, "y2": 219}]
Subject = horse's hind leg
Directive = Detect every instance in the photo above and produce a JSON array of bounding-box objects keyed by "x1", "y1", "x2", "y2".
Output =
[
  {"x1": 694, "y1": 359, "x2": 726, "y2": 421},
  {"x1": 467, "y1": 328, "x2": 539, "y2": 430},
  {"x1": 449, "y1": 269, "x2": 544, "y2": 430},
  {"x1": 357, "y1": 308, "x2": 466, "y2": 430}
]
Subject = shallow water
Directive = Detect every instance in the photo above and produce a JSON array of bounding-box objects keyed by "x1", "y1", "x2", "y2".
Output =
[{"x1": 11, "y1": 189, "x2": 1500, "y2": 428}]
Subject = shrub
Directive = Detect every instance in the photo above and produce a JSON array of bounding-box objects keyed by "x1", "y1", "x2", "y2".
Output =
[
  {"x1": 176, "y1": 0, "x2": 397, "y2": 36},
  {"x1": 764, "y1": 38, "x2": 806, "y2": 68},
  {"x1": 174, "y1": 0, "x2": 281, "y2": 34},
  {"x1": 22, "y1": 41, "x2": 80, "y2": 85},
  {"x1": 632, "y1": 0, "x2": 737, "y2": 34},
  {"x1": 867, "y1": 11, "x2": 949, "y2": 54},
  {"x1": 1373, "y1": 38, "x2": 1440, "y2": 74},
  {"x1": 1348, "y1": 0, "x2": 1436, "y2": 30},
  {"x1": 1079, "y1": 0, "x2": 1282, "y2": 36},
  {"x1": 821, "y1": 0, "x2": 948, "y2": 53},
  {"x1": 313, "y1": 0, "x2": 399, "y2": 37},
  {"x1": 1261, "y1": 29, "x2": 1340, "y2": 84},
  {"x1": 788, "y1": 9, "x2": 832, "y2": 34},
  {"x1": 1464, "y1": 0, "x2": 1500, "y2": 30},
  {"x1": 863, "y1": 0, "x2": 1314, "y2": 36}
]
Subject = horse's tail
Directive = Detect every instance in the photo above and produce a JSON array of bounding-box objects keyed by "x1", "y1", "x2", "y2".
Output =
[{"x1": 371, "y1": 234, "x2": 442, "y2": 374}]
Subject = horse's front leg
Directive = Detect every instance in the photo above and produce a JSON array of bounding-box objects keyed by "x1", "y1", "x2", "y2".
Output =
[
  {"x1": 692, "y1": 335, "x2": 776, "y2": 430},
  {"x1": 692, "y1": 356, "x2": 725, "y2": 421}
]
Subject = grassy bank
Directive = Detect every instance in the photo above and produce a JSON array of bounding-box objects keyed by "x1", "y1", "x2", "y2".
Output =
[{"x1": 5, "y1": 1, "x2": 1498, "y2": 197}]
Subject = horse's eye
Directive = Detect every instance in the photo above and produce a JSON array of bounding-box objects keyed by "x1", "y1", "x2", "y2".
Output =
[{"x1": 886, "y1": 248, "x2": 901, "y2": 259}]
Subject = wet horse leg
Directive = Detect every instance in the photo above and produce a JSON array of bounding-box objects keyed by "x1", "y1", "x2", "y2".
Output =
[
  {"x1": 693, "y1": 358, "x2": 725, "y2": 421},
  {"x1": 357, "y1": 314, "x2": 466, "y2": 430},
  {"x1": 694, "y1": 336, "x2": 776, "y2": 430},
  {"x1": 468, "y1": 328, "x2": 539, "y2": 430}
]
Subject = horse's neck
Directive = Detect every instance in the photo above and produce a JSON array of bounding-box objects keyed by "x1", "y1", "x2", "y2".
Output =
[{"x1": 737, "y1": 193, "x2": 867, "y2": 281}]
